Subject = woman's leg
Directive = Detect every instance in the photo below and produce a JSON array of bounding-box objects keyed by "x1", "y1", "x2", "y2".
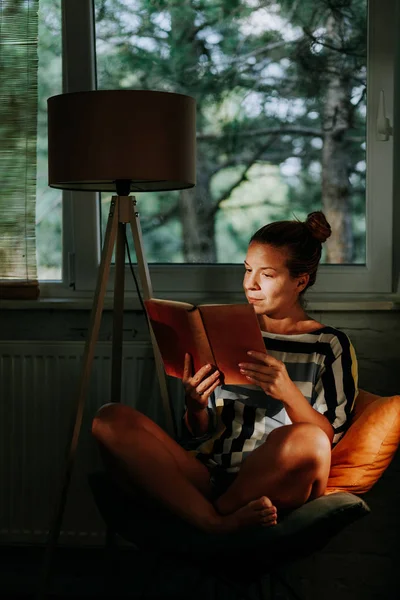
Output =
[
  {"x1": 92, "y1": 403, "x2": 277, "y2": 533},
  {"x1": 94, "y1": 402, "x2": 212, "y2": 496},
  {"x1": 215, "y1": 423, "x2": 331, "y2": 515}
]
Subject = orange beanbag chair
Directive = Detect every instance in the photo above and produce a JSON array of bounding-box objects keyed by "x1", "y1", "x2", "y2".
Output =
[{"x1": 325, "y1": 389, "x2": 400, "y2": 495}]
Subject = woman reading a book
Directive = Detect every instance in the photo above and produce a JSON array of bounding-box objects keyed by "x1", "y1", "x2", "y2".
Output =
[{"x1": 92, "y1": 211, "x2": 358, "y2": 534}]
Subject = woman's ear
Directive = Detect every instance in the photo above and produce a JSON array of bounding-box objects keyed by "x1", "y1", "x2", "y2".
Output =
[{"x1": 297, "y1": 273, "x2": 310, "y2": 292}]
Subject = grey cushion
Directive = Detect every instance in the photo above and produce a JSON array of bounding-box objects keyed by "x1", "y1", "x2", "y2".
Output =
[{"x1": 88, "y1": 471, "x2": 370, "y2": 572}]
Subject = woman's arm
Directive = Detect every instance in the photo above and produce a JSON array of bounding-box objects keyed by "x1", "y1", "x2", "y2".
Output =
[
  {"x1": 311, "y1": 335, "x2": 358, "y2": 446},
  {"x1": 184, "y1": 404, "x2": 210, "y2": 438},
  {"x1": 280, "y1": 385, "x2": 334, "y2": 442},
  {"x1": 240, "y1": 332, "x2": 358, "y2": 445}
]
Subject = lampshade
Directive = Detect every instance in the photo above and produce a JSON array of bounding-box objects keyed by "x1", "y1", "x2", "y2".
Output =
[{"x1": 47, "y1": 90, "x2": 196, "y2": 193}]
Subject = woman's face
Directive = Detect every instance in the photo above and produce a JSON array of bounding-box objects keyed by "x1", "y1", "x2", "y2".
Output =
[{"x1": 243, "y1": 242, "x2": 307, "y2": 317}]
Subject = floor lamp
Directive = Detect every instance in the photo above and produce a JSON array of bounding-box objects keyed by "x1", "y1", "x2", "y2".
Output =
[{"x1": 38, "y1": 89, "x2": 196, "y2": 597}]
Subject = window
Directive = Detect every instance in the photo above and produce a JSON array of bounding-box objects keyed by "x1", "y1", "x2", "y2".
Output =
[
  {"x1": 96, "y1": 0, "x2": 368, "y2": 266},
  {"x1": 37, "y1": 0, "x2": 396, "y2": 298},
  {"x1": 37, "y1": 0, "x2": 62, "y2": 280}
]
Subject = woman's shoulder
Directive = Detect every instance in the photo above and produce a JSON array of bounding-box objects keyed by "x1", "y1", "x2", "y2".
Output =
[
  {"x1": 260, "y1": 317, "x2": 354, "y2": 351},
  {"x1": 311, "y1": 325, "x2": 355, "y2": 360},
  {"x1": 313, "y1": 324, "x2": 352, "y2": 340}
]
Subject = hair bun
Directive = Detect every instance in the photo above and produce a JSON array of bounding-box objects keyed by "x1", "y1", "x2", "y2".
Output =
[{"x1": 305, "y1": 211, "x2": 331, "y2": 243}]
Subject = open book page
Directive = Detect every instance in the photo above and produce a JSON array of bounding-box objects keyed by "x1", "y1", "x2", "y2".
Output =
[
  {"x1": 144, "y1": 299, "x2": 215, "y2": 379},
  {"x1": 198, "y1": 304, "x2": 266, "y2": 385}
]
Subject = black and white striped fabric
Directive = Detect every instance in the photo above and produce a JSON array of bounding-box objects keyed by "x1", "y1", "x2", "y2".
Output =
[{"x1": 186, "y1": 326, "x2": 358, "y2": 473}]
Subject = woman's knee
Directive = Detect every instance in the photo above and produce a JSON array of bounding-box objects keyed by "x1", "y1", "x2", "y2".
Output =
[
  {"x1": 269, "y1": 423, "x2": 331, "y2": 468},
  {"x1": 92, "y1": 403, "x2": 144, "y2": 442}
]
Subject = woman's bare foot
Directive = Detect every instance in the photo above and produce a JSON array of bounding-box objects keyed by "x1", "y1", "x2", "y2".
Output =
[{"x1": 209, "y1": 496, "x2": 277, "y2": 533}]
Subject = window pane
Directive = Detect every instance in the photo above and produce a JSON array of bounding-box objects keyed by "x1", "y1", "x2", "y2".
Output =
[
  {"x1": 95, "y1": 0, "x2": 367, "y2": 265},
  {"x1": 36, "y1": 0, "x2": 62, "y2": 280}
]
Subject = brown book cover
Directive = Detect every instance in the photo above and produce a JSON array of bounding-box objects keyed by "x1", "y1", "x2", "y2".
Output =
[{"x1": 144, "y1": 298, "x2": 266, "y2": 384}]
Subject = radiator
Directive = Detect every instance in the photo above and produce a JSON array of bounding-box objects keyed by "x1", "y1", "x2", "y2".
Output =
[{"x1": 0, "y1": 341, "x2": 184, "y2": 546}]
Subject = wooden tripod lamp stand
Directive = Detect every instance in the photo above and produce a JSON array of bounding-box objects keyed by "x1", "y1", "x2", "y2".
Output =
[{"x1": 40, "y1": 89, "x2": 196, "y2": 595}]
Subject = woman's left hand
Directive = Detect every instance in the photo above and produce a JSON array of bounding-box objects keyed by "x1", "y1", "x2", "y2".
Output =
[{"x1": 238, "y1": 351, "x2": 297, "y2": 402}]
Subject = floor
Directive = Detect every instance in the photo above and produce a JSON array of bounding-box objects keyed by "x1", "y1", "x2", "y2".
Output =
[
  {"x1": 0, "y1": 544, "x2": 267, "y2": 600},
  {"x1": 0, "y1": 544, "x2": 173, "y2": 599}
]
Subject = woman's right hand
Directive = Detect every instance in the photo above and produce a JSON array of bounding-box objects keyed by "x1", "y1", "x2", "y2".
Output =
[{"x1": 182, "y1": 353, "x2": 221, "y2": 414}]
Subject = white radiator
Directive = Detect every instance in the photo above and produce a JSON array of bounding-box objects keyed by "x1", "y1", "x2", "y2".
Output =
[{"x1": 0, "y1": 341, "x2": 184, "y2": 545}]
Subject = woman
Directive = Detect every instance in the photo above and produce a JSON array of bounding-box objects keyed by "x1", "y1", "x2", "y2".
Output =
[{"x1": 92, "y1": 211, "x2": 358, "y2": 534}]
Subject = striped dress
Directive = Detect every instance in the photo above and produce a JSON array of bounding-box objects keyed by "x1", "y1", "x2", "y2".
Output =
[{"x1": 181, "y1": 326, "x2": 358, "y2": 473}]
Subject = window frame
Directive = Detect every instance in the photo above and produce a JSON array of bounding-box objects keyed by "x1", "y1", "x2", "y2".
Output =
[{"x1": 39, "y1": 0, "x2": 398, "y2": 301}]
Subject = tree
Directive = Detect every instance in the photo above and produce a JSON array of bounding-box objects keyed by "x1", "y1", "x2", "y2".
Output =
[
  {"x1": 281, "y1": 0, "x2": 366, "y2": 262},
  {"x1": 36, "y1": 0, "x2": 62, "y2": 276},
  {"x1": 95, "y1": 0, "x2": 367, "y2": 265},
  {"x1": 29, "y1": 0, "x2": 367, "y2": 274}
]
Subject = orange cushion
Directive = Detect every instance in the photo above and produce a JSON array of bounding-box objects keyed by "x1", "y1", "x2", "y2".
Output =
[{"x1": 325, "y1": 389, "x2": 400, "y2": 495}]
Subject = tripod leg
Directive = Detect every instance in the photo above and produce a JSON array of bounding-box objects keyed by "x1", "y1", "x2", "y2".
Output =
[
  {"x1": 111, "y1": 219, "x2": 126, "y2": 403},
  {"x1": 36, "y1": 198, "x2": 119, "y2": 599},
  {"x1": 128, "y1": 199, "x2": 176, "y2": 437}
]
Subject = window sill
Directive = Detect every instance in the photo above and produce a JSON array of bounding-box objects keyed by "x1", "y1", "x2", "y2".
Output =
[{"x1": 0, "y1": 293, "x2": 399, "y2": 311}]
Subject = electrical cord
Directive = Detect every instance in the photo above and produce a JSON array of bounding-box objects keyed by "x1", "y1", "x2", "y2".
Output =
[{"x1": 124, "y1": 228, "x2": 150, "y2": 333}]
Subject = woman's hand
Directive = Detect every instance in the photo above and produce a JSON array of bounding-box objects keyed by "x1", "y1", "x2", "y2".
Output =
[
  {"x1": 239, "y1": 351, "x2": 334, "y2": 441},
  {"x1": 238, "y1": 351, "x2": 297, "y2": 403},
  {"x1": 182, "y1": 353, "x2": 221, "y2": 413}
]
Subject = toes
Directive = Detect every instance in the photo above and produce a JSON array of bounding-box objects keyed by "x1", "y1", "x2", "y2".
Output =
[
  {"x1": 257, "y1": 497, "x2": 277, "y2": 514},
  {"x1": 247, "y1": 496, "x2": 277, "y2": 523},
  {"x1": 261, "y1": 513, "x2": 277, "y2": 526},
  {"x1": 259, "y1": 503, "x2": 277, "y2": 526},
  {"x1": 261, "y1": 507, "x2": 277, "y2": 518},
  {"x1": 259, "y1": 496, "x2": 273, "y2": 509},
  {"x1": 250, "y1": 496, "x2": 273, "y2": 510}
]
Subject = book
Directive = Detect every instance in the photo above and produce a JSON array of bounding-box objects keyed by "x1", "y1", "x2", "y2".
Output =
[{"x1": 144, "y1": 298, "x2": 267, "y2": 385}]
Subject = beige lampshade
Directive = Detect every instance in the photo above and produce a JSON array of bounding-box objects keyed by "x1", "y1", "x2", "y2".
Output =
[{"x1": 47, "y1": 90, "x2": 196, "y2": 193}]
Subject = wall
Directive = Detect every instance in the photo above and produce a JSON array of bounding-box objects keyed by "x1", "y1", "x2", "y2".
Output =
[
  {"x1": 287, "y1": 310, "x2": 400, "y2": 600},
  {"x1": 0, "y1": 307, "x2": 399, "y2": 599}
]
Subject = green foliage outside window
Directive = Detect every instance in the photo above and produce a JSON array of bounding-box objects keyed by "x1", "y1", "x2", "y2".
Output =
[
  {"x1": 96, "y1": 0, "x2": 367, "y2": 265},
  {"x1": 36, "y1": 0, "x2": 62, "y2": 279},
  {"x1": 34, "y1": 0, "x2": 367, "y2": 277}
]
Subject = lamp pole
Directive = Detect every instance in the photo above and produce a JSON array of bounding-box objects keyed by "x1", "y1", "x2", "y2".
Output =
[
  {"x1": 37, "y1": 194, "x2": 174, "y2": 599},
  {"x1": 43, "y1": 88, "x2": 195, "y2": 598}
]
